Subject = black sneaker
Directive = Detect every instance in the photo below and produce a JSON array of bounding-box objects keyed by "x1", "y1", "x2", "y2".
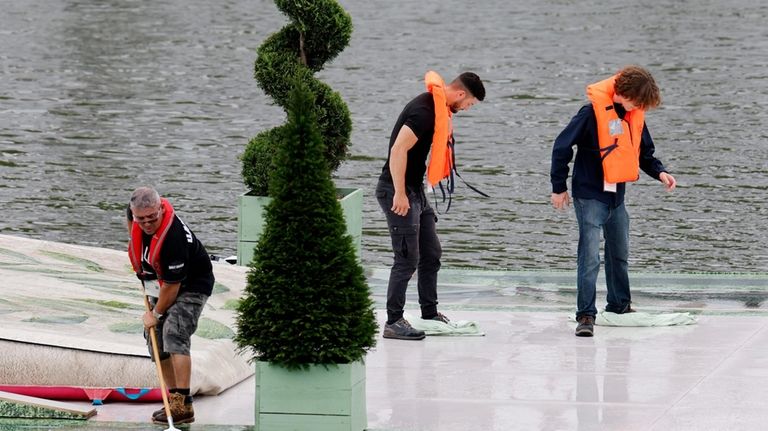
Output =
[
  {"x1": 383, "y1": 318, "x2": 426, "y2": 340},
  {"x1": 606, "y1": 303, "x2": 635, "y2": 314},
  {"x1": 618, "y1": 304, "x2": 636, "y2": 314},
  {"x1": 423, "y1": 312, "x2": 450, "y2": 324},
  {"x1": 575, "y1": 315, "x2": 595, "y2": 337}
]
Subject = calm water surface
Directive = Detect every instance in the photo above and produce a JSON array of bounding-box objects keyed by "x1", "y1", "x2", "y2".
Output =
[{"x1": 1, "y1": 0, "x2": 766, "y2": 273}]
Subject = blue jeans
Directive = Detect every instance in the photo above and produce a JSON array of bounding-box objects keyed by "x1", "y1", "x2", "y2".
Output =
[
  {"x1": 376, "y1": 180, "x2": 442, "y2": 324},
  {"x1": 573, "y1": 198, "x2": 631, "y2": 318}
]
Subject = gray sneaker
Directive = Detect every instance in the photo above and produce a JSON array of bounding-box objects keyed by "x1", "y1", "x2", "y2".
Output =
[
  {"x1": 383, "y1": 318, "x2": 426, "y2": 340},
  {"x1": 575, "y1": 315, "x2": 595, "y2": 337}
]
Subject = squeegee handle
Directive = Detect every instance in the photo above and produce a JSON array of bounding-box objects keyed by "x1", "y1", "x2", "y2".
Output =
[{"x1": 141, "y1": 284, "x2": 178, "y2": 430}]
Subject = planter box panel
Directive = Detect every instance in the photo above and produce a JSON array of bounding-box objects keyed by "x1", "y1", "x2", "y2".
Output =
[
  {"x1": 259, "y1": 413, "x2": 352, "y2": 431},
  {"x1": 237, "y1": 240, "x2": 257, "y2": 268},
  {"x1": 257, "y1": 361, "x2": 365, "y2": 415},
  {"x1": 238, "y1": 194, "x2": 270, "y2": 242},
  {"x1": 351, "y1": 383, "x2": 367, "y2": 431},
  {"x1": 255, "y1": 361, "x2": 367, "y2": 430},
  {"x1": 337, "y1": 188, "x2": 363, "y2": 251},
  {"x1": 237, "y1": 188, "x2": 363, "y2": 265},
  {"x1": 258, "y1": 361, "x2": 365, "y2": 389},
  {"x1": 260, "y1": 385, "x2": 363, "y2": 416}
]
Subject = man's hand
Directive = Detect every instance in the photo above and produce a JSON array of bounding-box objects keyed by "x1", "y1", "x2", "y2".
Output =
[
  {"x1": 142, "y1": 310, "x2": 158, "y2": 329},
  {"x1": 391, "y1": 191, "x2": 410, "y2": 217},
  {"x1": 659, "y1": 172, "x2": 676, "y2": 191},
  {"x1": 551, "y1": 191, "x2": 571, "y2": 210},
  {"x1": 388, "y1": 125, "x2": 417, "y2": 218}
]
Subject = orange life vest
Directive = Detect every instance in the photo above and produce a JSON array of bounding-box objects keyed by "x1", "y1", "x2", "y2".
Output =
[
  {"x1": 586, "y1": 75, "x2": 645, "y2": 184},
  {"x1": 128, "y1": 198, "x2": 175, "y2": 280},
  {"x1": 425, "y1": 71, "x2": 454, "y2": 187}
]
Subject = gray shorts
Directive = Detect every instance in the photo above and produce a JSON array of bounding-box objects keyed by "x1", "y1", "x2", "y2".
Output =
[{"x1": 146, "y1": 292, "x2": 208, "y2": 360}]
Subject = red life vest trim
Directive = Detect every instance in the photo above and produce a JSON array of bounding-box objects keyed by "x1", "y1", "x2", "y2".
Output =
[
  {"x1": 586, "y1": 75, "x2": 645, "y2": 183},
  {"x1": 128, "y1": 198, "x2": 175, "y2": 280}
]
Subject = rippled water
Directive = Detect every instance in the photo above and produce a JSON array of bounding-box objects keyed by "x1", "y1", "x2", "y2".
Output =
[{"x1": 1, "y1": 0, "x2": 766, "y2": 273}]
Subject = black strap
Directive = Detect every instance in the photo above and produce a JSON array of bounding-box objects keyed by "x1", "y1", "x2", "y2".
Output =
[
  {"x1": 430, "y1": 136, "x2": 489, "y2": 214},
  {"x1": 600, "y1": 138, "x2": 619, "y2": 160},
  {"x1": 435, "y1": 181, "x2": 452, "y2": 213},
  {"x1": 451, "y1": 136, "x2": 489, "y2": 198},
  {"x1": 455, "y1": 169, "x2": 490, "y2": 198}
]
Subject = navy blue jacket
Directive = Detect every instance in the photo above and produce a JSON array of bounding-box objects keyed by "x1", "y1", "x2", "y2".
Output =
[{"x1": 550, "y1": 103, "x2": 667, "y2": 207}]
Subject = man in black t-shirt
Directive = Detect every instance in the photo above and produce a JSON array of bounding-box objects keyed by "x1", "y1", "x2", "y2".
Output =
[
  {"x1": 376, "y1": 72, "x2": 485, "y2": 340},
  {"x1": 128, "y1": 186, "x2": 213, "y2": 425}
]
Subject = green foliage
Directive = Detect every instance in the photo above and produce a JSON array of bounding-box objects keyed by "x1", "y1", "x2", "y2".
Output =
[
  {"x1": 241, "y1": 128, "x2": 281, "y2": 195},
  {"x1": 235, "y1": 81, "x2": 376, "y2": 369},
  {"x1": 241, "y1": 0, "x2": 353, "y2": 195}
]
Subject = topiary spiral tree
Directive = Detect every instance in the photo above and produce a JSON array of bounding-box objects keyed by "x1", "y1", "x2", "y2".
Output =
[
  {"x1": 241, "y1": 0, "x2": 353, "y2": 196},
  {"x1": 234, "y1": 80, "x2": 377, "y2": 369}
]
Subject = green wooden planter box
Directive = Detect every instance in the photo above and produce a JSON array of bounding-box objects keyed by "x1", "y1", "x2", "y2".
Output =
[
  {"x1": 255, "y1": 360, "x2": 367, "y2": 431},
  {"x1": 237, "y1": 187, "x2": 363, "y2": 266}
]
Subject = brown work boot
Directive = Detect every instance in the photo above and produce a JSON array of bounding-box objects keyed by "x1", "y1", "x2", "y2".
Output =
[
  {"x1": 152, "y1": 392, "x2": 194, "y2": 424},
  {"x1": 151, "y1": 406, "x2": 164, "y2": 420},
  {"x1": 575, "y1": 315, "x2": 595, "y2": 337}
]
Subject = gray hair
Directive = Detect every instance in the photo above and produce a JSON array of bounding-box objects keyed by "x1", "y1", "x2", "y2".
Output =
[{"x1": 130, "y1": 186, "x2": 161, "y2": 210}]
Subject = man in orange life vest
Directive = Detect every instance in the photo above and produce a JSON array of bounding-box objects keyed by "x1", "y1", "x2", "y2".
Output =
[
  {"x1": 550, "y1": 66, "x2": 677, "y2": 337},
  {"x1": 128, "y1": 186, "x2": 214, "y2": 424},
  {"x1": 376, "y1": 71, "x2": 485, "y2": 340}
]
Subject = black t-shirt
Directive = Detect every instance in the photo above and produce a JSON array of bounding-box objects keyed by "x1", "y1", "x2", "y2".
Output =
[
  {"x1": 141, "y1": 215, "x2": 214, "y2": 296},
  {"x1": 380, "y1": 92, "x2": 435, "y2": 189}
]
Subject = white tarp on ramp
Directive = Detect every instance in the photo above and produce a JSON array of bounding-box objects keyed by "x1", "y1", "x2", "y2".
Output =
[{"x1": 0, "y1": 234, "x2": 252, "y2": 396}]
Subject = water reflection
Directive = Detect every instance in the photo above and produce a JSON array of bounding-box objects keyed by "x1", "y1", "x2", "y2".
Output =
[{"x1": 576, "y1": 344, "x2": 600, "y2": 431}]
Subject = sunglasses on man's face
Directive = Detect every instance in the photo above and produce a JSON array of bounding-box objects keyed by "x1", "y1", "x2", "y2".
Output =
[{"x1": 133, "y1": 208, "x2": 162, "y2": 224}]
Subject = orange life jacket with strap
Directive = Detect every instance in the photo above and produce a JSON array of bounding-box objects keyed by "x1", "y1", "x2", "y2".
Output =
[
  {"x1": 424, "y1": 71, "x2": 488, "y2": 212},
  {"x1": 425, "y1": 71, "x2": 453, "y2": 187},
  {"x1": 128, "y1": 198, "x2": 175, "y2": 280},
  {"x1": 586, "y1": 75, "x2": 645, "y2": 184}
]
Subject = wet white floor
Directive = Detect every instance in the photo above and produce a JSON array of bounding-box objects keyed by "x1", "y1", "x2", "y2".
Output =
[
  {"x1": 2, "y1": 235, "x2": 765, "y2": 430},
  {"x1": 79, "y1": 309, "x2": 768, "y2": 431}
]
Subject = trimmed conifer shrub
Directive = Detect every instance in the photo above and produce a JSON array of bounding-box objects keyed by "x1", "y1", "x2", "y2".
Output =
[
  {"x1": 235, "y1": 80, "x2": 377, "y2": 369},
  {"x1": 241, "y1": 0, "x2": 353, "y2": 196}
]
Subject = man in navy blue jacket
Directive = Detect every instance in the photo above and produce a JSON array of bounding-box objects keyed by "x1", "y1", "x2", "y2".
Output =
[{"x1": 550, "y1": 66, "x2": 676, "y2": 337}]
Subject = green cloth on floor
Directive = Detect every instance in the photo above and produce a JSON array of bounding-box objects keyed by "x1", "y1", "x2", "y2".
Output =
[
  {"x1": 405, "y1": 313, "x2": 485, "y2": 336},
  {"x1": 595, "y1": 310, "x2": 698, "y2": 327}
]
